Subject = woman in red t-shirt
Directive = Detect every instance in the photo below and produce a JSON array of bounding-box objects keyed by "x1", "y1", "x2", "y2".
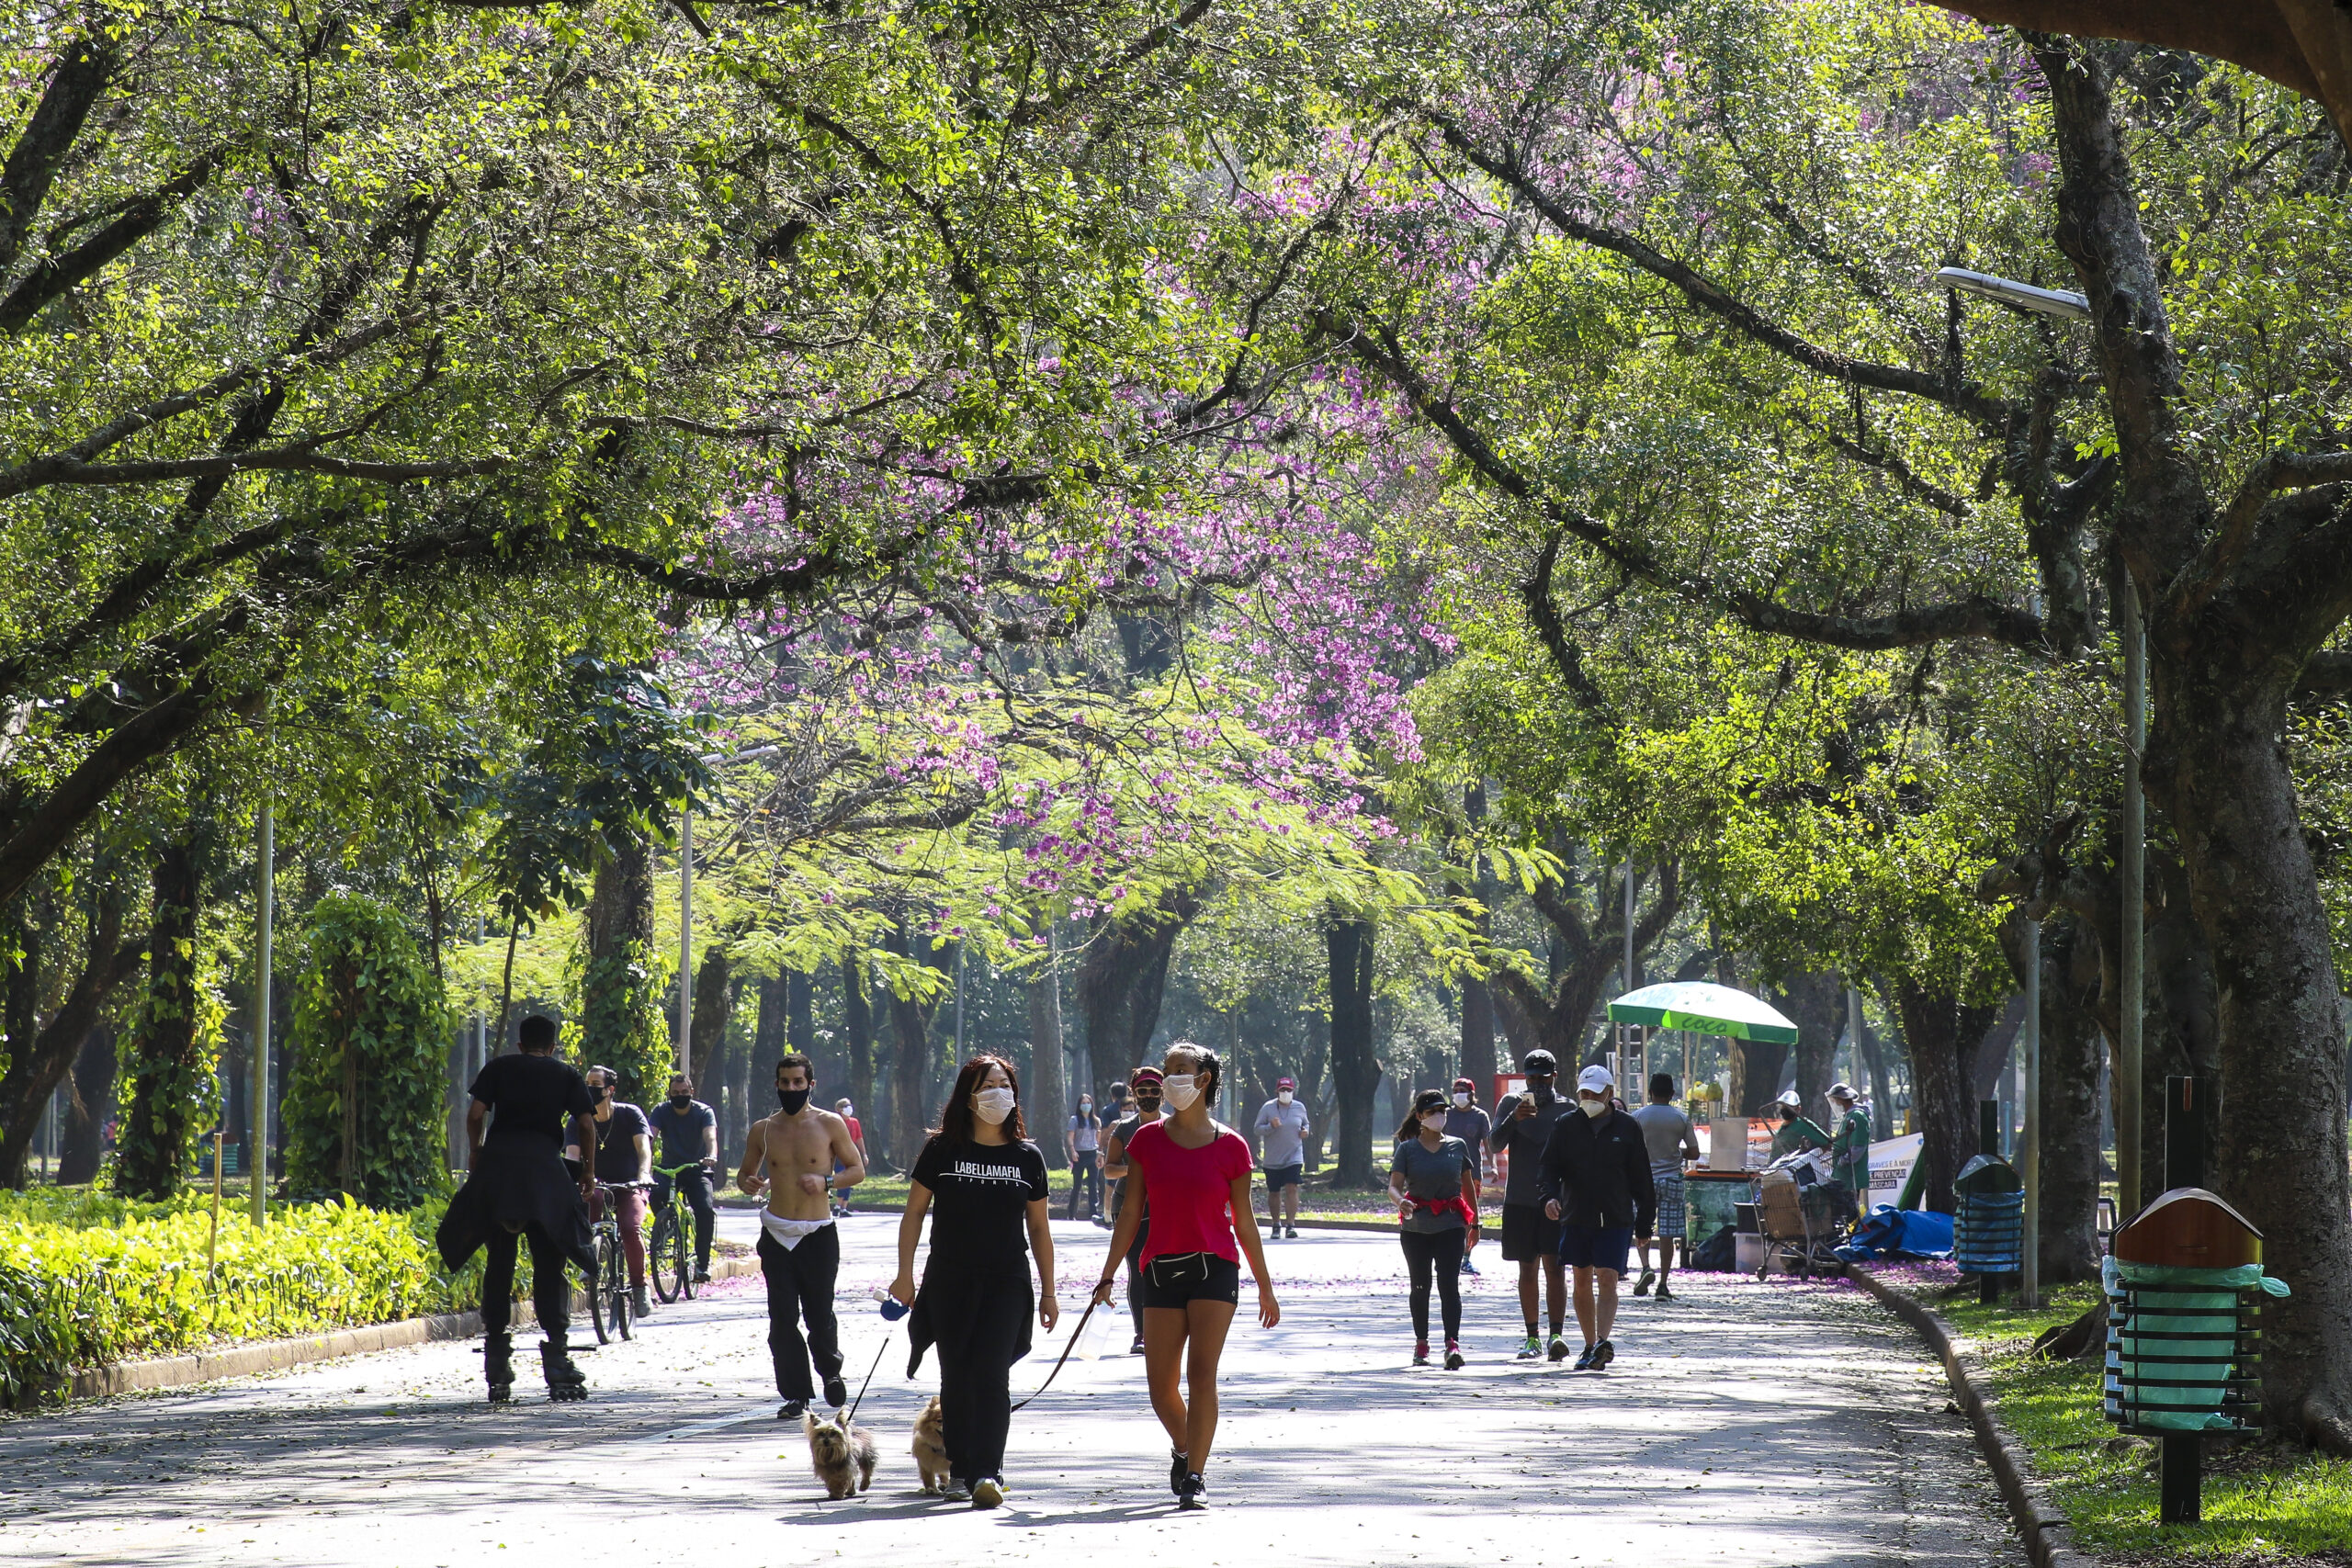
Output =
[{"x1": 1091, "y1": 1042, "x2": 1278, "y2": 1509}]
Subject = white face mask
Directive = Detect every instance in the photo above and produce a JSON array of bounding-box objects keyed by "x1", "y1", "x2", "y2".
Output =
[
  {"x1": 1452, "y1": 1092, "x2": 1470, "y2": 1109},
  {"x1": 973, "y1": 1087, "x2": 1016, "y2": 1125},
  {"x1": 1579, "y1": 1094, "x2": 1610, "y2": 1119},
  {"x1": 1161, "y1": 1075, "x2": 1201, "y2": 1111},
  {"x1": 1419, "y1": 1111, "x2": 1446, "y2": 1132},
  {"x1": 1276, "y1": 1089, "x2": 1293, "y2": 1105}
]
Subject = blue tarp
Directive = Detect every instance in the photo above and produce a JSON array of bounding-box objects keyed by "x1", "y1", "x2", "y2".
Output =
[{"x1": 1834, "y1": 1204, "x2": 1954, "y2": 1262}]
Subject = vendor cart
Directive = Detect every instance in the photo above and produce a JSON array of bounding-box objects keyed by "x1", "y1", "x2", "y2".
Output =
[{"x1": 1754, "y1": 1151, "x2": 1849, "y2": 1280}]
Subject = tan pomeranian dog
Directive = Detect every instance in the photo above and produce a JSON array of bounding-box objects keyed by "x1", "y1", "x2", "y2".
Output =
[
  {"x1": 805, "y1": 1410, "x2": 877, "y2": 1500},
  {"x1": 911, "y1": 1396, "x2": 951, "y2": 1495}
]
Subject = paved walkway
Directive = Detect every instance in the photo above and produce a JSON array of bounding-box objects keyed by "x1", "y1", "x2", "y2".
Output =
[{"x1": 0, "y1": 1217, "x2": 2021, "y2": 1566}]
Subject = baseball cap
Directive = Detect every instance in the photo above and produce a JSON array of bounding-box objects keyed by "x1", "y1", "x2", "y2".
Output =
[
  {"x1": 1131, "y1": 1066, "x2": 1165, "y2": 1087},
  {"x1": 1276, "y1": 1076, "x2": 1296, "y2": 1089},
  {"x1": 1521, "y1": 1050, "x2": 1557, "y2": 1074},
  {"x1": 1452, "y1": 1077, "x2": 1475, "y2": 1090},
  {"x1": 1577, "y1": 1065, "x2": 1614, "y2": 1095}
]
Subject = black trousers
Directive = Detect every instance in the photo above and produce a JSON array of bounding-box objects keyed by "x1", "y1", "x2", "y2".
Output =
[
  {"x1": 652, "y1": 1167, "x2": 718, "y2": 1270},
  {"x1": 1066, "y1": 1151, "x2": 1103, "y2": 1218},
  {"x1": 939, "y1": 1281, "x2": 1030, "y2": 1483},
  {"x1": 481, "y1": 1225, "x2": 571, "y2": 1339},
  {"x1": 758, "y1": 1225, "x2": 844, "y2": 1400},
  {"x1": 1400, "y1": 1227, "x2": 1465, "y2": 1343}
]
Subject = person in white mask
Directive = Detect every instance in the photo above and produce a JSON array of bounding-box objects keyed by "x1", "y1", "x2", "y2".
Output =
[
  {"x1": 1094, "y1": 1041, "x2": 1279, "y2": 1510},
  {"x1": 1538, "y1": 1065, "x2": 1657, "y2": 1371},
  {"x1": 1251, "y1": 1075, "x2": 1312, "y2": 1237},
  {"x1": 889, "y1": 1055, "x2": 1057, "y2": 1509}
]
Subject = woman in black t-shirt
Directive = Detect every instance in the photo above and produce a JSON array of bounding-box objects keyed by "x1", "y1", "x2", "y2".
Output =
[{"x1": 888, "y1": 1055, "x2": 1057, "y2": 1510}]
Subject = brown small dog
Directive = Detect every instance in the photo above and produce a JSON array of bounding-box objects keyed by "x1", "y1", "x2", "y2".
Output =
[
  {"x1": 911, "y1": 1396, "x2": 951, "y2": 1495},
  {"x1": 804, "y1": 1410, "x2": 877, "y2": 1500}
]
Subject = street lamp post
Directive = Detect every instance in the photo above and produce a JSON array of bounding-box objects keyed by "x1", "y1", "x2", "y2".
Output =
[{"x1": 1929, "y1": 264, "x2": 2125, "y2": 1256}]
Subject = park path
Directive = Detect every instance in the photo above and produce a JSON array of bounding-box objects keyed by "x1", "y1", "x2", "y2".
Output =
[{"x1": 0, "y1": 1215, "x2": 2021, "y2": 1567}]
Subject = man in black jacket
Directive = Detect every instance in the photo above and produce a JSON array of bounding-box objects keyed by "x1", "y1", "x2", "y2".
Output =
[{"x1": 1539, "y1": 1065, "x2": 1656, "y2": 1371}]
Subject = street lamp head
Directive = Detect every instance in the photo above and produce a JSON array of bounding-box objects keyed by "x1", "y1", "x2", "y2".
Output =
[{"x1": 1933, "y1": 266, "x2": 2089, "y2": 321}]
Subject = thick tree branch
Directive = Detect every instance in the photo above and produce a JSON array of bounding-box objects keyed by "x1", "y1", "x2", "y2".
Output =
[
  {"x1": 1332, "y1": 310, "x2": 2050, "y2": 654},
  {"x1": 1408, "y1": 105, "x2": 2014, "y2": 434},
  {"x1": 0, "y1": 35, "x2": 117, "y2": 277},
  {"x1": 0, "y1": 148, "x2": 224, "y2": 333}
]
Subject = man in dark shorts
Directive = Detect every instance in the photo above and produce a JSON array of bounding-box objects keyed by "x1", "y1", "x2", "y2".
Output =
[
  {"x1": 1251, "y1": 1076, "x2": 1310, "y2": 1237},
  {"x1": 1490, "y1": 1049, "x2": 1571, "y2": 1360},
  {"x1": 1540, "y1": 1065, "x2": 1657, "y2": 1371},
  {"x1": 1101, "y1": 1066, "x2": 1164, "y2": 1355},
  {"x1": 435, "y1": 1014, "x2": 597, "y2": 1402},
  {"x1": 648, "y1": 1072, "x2": 718, "y2": 1282}
]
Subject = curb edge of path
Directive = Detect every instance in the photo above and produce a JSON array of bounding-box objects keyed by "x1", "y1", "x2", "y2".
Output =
[
  {"x1": 65, "y1": 1255, "x2": 767, "y2": 1403},
  {"x1": 1850, "y1": 1266, "x2": 2099, "y2": 1568}
]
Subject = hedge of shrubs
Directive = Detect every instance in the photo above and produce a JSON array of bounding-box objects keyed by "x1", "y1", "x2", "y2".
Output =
[{"x1": 0, "y1": 1188, "x2": 509, "y2": 1409}]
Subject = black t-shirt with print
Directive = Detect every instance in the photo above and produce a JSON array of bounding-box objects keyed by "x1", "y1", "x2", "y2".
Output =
[
  {"x1": 469, "y1": 1052, "x2": 595, "y2": 1148},
  {"x1": 910, "y1": 1134, "x2": 1049, "y2": 1269}
]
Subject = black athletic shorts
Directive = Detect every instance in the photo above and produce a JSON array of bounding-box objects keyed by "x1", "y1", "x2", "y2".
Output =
[
  {"x1": 1498, "y1": 1201, "x2": 1560, "y2": 1262},
  {"x1": 1136, "y1": 1252, "x2": 1242, "y2": 1309}
]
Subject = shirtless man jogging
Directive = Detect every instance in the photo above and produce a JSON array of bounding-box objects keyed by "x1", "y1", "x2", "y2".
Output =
[{"x1": 737, "y1": 1052, "x2": 865, "y2": 1418}]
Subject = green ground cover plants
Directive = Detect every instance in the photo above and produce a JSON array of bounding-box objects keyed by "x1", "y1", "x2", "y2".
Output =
[
  {"x1": 0, "y1": 1188, "x2": 498, "y2": 1409},
  {"x1": 1876, "y1": 1269, "x2": 2352, "y2": 1560}
]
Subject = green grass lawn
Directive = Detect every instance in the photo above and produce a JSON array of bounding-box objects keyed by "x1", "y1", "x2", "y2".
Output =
[{"x1": 1879, "y1": 1269, "x2": 2352, "y2": 1561}]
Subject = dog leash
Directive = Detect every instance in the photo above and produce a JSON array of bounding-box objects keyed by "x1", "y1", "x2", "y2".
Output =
[
  {"x1": 1010, "y1": 1297, "x2": 1100, "y2": 1413},
  {"x1": 841, "y1": 1296, "x2": 908, "y2": 1429}
]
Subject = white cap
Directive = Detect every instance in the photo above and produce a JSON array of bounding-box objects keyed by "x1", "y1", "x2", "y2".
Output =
[{"x1": 1576, "y1": 1065, "x2": 1615, "y2": 1095}]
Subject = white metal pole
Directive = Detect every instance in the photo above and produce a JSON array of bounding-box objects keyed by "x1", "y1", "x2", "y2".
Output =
[
  {"x1": 2022, "y1": 917, "x2": 2041, "y2": 1307},
  {"x1": 677, "y1": 807, "x2": 695, "y2": 1075},
  {"x1": 2120, "y1": 576, "x2": 2145, "y2": 1219},
  {"x1": 251, "y1": 779, "x2": 274, "y2": 1227}
]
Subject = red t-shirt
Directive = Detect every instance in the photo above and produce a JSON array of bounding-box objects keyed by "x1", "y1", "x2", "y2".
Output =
[{"x1": 1124, "y1": 1120, "x2": 1254, "y2": 1264}]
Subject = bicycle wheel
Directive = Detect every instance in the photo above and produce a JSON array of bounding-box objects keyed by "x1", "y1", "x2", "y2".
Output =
[
  {"x1": 651, "y1": 1208, "x2": 683, "y2": 1303},
  {"x1": 587, "y1": 1231, "x2": 612, "y2": 1345},
  {"x1": 676, "y1": 1202, "x2": 696, "y2": 1301}
]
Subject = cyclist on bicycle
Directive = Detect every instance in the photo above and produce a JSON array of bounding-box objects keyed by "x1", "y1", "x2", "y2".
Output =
[
  {"x1": 584, "y1": 1066, "x2": 654, "y2": 1318},
  {"x1": 649, "y1": 1072, "x2": 719, "y2": 1282}
]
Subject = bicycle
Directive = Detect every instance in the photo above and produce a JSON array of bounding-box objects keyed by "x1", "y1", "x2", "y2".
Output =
[
  {"x1": 585, "y1": 1180, "x2": 646, "y2": 1345},
  {"x1": 647, "y1": 1161, "x2": 710, "y2": 1304}
]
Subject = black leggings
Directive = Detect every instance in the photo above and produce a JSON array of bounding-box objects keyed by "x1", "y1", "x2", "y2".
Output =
[
  {"x1": 481, "y1": 1225, "x2": 571, "y2": 1338},
  {"x1": 1067, "y1": 1150, "x2": 1103, "y2": 1218},
  {"x1": 1400, "y1": 1227, "x2": 1465, "y2": 1343},
  {"x1": 938, "y1": 1282, "x2": 1031, "y2": 1483}
]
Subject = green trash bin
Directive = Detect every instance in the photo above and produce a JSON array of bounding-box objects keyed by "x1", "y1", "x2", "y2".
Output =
[{"x1": 2102, "y1": 1256, "x2": 2290, "y2": 1433}]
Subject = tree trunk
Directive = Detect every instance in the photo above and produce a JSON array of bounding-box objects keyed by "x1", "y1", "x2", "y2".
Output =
[
  {"x1": 1326, "y1": 916, "x2": 1379, "y2": 1187},
  {"x1": 688, "y1": 942, "x2": 733, "y2": 1095},
  {"x1": 1894, "y1": 980, "x2": 1998, "y2": 1214},
  {"x1": 1773, "y1": 969, "x2": 1847, "y2": 1122},
  {"x1": 786, "y1": 966, "x2": 815, "y2": 1077},
  {"x1": 1076, "y1": 890, "x2": 1198, "y2": 1085},
  {"x1": 1734, "y1": 1040, "x2": 1788, "y2": 1117},
  {"x1": 1027, "y1": 961, "x2": 1068, "y2": 1170},
  {"x1": 841, "y1": 955, "x2": 875, "y2": 1157},
  {"x1": 57, "y1": 1023, "x2": 115, "y2": 1184},
  {"x1": 881, "y1": 920, "x2": 942, "y2": 1170},
  {"x1": 582, "y1": 830, "x2": 662, "y2": 1100},
  {"x1": 1458, "y1": 782, "x2": 1500, "y2": 1096},
  {"x1": 2019, "y1": 913, "x2": 2105, "y2": 1284},
  {"x1": 115, "y1": 837, "x2": 207, "y2": 1201},
  {"x1": 1968, "y1": 994, "x2": 2028, "y2": 1104},
  {"x1": 2162, "y1": 670, "x2": 2352, "y2": 1445}
]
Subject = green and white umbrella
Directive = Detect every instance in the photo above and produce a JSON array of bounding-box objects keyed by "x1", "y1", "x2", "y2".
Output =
[{"x1": 1605, "y1": 981, "x2": 1799, "y2": 1044}]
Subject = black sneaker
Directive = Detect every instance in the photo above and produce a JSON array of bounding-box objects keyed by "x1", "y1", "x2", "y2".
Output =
[
  {"x1": 1178, "y1": 1472, "x2": 1206, "y2": 1510},
  {"x1": 1655, "y1": 1280, "x2": 1675, "y2": 1302},
  {"x1": 822, "y1": 1372, "x2": 848, "y2": 1408},
  {"x1": 1591, "y1": 1339, "x2": 1615, "y2": 1370},
  {"x1": 1633, "y1": 1270, "x2": 1655, "y2": 1297},
  {"x1": 776, "y1": 1397, "x2": 808, "y2": 1420},
  {"x1": 1130, "y1": 1335, "x2": 1148, "y2": 1356},
  {"x1": 1284, "y1": 1226, "x2": 1299, "y2": 1239},
  {"x1": 1571, "y1": 1343, "x2": 1597, "y2": 1371},
  {"x1": 1443, "y1": 1342, "x2": 1464, "y2": 1371},
  {"x1": 693, "y1": 1269, "x2": 712, "y2": 1283},
  {"x1": 1170, "y1": 1449, "x2": 1190, "y2": 1495}
]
